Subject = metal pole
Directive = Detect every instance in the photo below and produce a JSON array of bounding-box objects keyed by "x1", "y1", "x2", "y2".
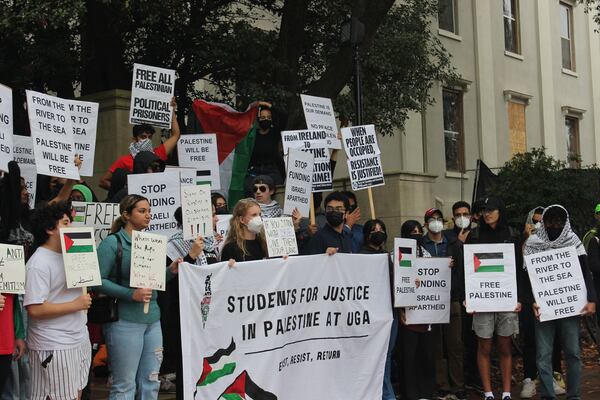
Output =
[{"x1": 354, "y1": 44, "x2": 362, "y2": 125}]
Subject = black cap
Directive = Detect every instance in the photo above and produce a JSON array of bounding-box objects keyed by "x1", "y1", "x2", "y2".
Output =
[{"x1": 482, "y1": 197, "x2": 503, "y2": 211}]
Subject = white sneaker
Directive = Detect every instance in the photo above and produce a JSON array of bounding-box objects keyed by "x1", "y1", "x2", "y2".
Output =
[
  {"x1": 553, "y1": 376, "x2": 566, "y2": 396},
  {"x1": 520, "y1": 378, "x2": 536, "y2": 399}
]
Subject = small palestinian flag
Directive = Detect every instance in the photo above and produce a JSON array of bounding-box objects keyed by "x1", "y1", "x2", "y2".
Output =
[
  {"x1": 63, "y1": 232, "x2": 94, "y2": 253},
  {"x1": 397, "y1": 247, "x2": 413, "y2": 267},
  {"x1": 474, "y1": 252, "x2": 504, "y2": 273},
  {"x1": 218, "y1": 371, "x2": 277, "y2": 400},
  {"x1": 196, "y1": 170, "x2": 212, "y2": 186},
  {"x1": 72, "y1": 204, "x2": 86, "y2": 223},
  {"x1": 196, "y1": 339, "x2": 236, "y2": 387}
]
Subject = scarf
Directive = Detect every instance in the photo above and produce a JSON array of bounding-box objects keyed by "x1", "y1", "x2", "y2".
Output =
[
  {"x1": 167, "y1": 228, "x2": 215, "y2": 266},
  {"x1": 259, "y1": 200, "x2": 283, "y2": 218},
  {"x1": 128, "y1": 138, "x2": 154, "y2": 157},
  {"x1": 525, "y1": 206, "x2": 544, "y2": 226}
]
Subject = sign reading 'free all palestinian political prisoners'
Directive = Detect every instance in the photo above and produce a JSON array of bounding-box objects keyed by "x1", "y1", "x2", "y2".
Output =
[
  {"x1": 463, "y1": 243, "x2": 518, "y2": 313},
  {"x1": 129, "y1": 63, "x2": 175, "y2": 129},
  {"x1": 179, "y1": 253, "x2": 392, "y2": 400}
]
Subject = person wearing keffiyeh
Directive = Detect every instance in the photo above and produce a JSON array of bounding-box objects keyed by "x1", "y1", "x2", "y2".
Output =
[{"x1": 522, "y1": 204, "x2": 597, "y2": 400}]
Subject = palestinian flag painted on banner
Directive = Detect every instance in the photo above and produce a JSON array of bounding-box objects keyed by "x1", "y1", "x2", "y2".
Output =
[
  {"x1": 474, "y1": 252, "x2": 504, "y2": 273},
  {"x1": 218, "y1": 370, "x2": 277, "y2": 400},
  {"x1": 191, "y1": 100, "x2": 258, "y2": 207},
  {"x1": 397, "y1": 247, "x2": 413, "y2": 267},
  {"x1": 196, "y1": 338, "x2": 236, "y2": 387},
  {"x1": 63, "y1": 231, "x2": 94, "y2": 253}
]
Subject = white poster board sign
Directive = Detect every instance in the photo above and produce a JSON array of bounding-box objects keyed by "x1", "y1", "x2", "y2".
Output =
[
  {"x1": 181, "y1": 184, "x2": 213, "y2": 240},
  {"x1": 128, "y1": 170, "x2": 180, "y2": 236},
  {"x1": 130, "y1": 230, "x2": 167, "y2": 291},
  {"x1": 216, "y1": 214, "x2": 232, "y2": 240},
  {"x1": 341, "y1": 125, "x2": 385, "y2": 191},
  {"x1": 300, "y1": 94, "x2": 341, "y2": 149},
  {"x1": 283, "y1": 149, "x2": 313, "y2": 218},
  {"x1": 464, "y1": 243, "x2": 518, "y2": 313},
  {"x1": 281, "y1": 132, "x2": 333, "y2": 193},
  {"x1": 393, "y1": 238, "x2": 418, "y2": 307},
  {"x1": 67, "y1": 99, "x2": 98, "y2": 177},
  {"x1": 129, "y1": 63, "x2": 175, "y2": 129},
  {"x1": 0, "y1": 84, "x2": 14, "y2": 172},
  {"x1": 405, "y1": 258, "x2": 452, "y2": 324},
  {"x1": 177, "y1": 134, "x2": 220, "y2": 189},
  {"x1": 26, "y1": 90, "x2": 79, "y2": 179},
  {"x1": 263, "y1": 217, "x2": 299, "y2": 257},
  {"x1": 71, "y1": 202, "x2": 120, "y2": 244},
  {"x1": 59, "y1": 227, "x2": 102, "y2": 288},
  {"x1": 524, "y1": 246, "x2": 588, "y2": 321},
  {"x1": 0, "y1": 244, "x2": 26, "y2": 294},
  {"x1": 13, "y1": 135, "x2": 37, "y2": 208}
]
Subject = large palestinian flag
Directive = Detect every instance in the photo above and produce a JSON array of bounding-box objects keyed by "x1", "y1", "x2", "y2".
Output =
[
  {"x1": 473, "y1": 252, "x2": 505, "y2": 273},
  {"x1": 196, "y1": 339, "x2": 236, "y2": 387},
  {"x1": 63, "y1": 231, "x2": 94, "y2": 253},
  {"x1": 397, "y1": 247, "x2": 413, "y2": 267},
  {"x1": 191, "y1": 100, "x2": 258, "y2": 206},
  {"x1": 218, "y1": 371, "x2": 277, "y2": 400}
]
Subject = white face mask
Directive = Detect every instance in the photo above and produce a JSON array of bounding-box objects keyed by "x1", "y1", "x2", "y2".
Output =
[
  {"x1": 247, "y1": 216, "x2": 263, "y2": 234},
  {"x1": 428, "y1": 220, "x2": 444, "y2": 233},
  {"x1": 455, "y1": 216, "x2": 471, "y2": 229}
]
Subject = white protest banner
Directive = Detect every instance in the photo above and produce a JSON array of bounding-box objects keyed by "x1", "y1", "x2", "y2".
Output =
[
  {"x1": 71, "y1": 202, "x2": 120, "y2": 244},
  {"x1": 0, "y1": 84, "x2": 14, "y2": 172},
  {"x1": 263, "y1": 217, "x2": 299, "y2": 257},
  {"x1": 129, "y1": 63, "x2": 175, "y2": 129},
  {"x1": 283, "y1": 149, "x2": 313, "y2": 217},
  {"x1": 464, "y1": 243, "x2": 518, "y2": 313},
  {"x1": 13, "y1": 135, "x2": 37, "y2": 208},
  {"x1": 216, "y1": 214, "x2": 232, "y2": 239},
  {"x1": 59, "y1": 227, "x2": 102, "y2": 288},
  {"x1": 179, "y1": 253, "x2": 392, "y2": 400},
  {"x1": 26, "y1": 90, "x2": 79, "y2": 180},
  {"x1": 0, "y1": 244, "x2": 26, "y2": 294},
  {"x1": 524, "y1": 246, "x2": 588, "y2": 321},
  {"x1": 178, "y1": 134, "x2": 220, "y2": 189},
  {"x1": 300, "y1": 94, "x2": 341, "y2": 149},
  {"x1": 128, "y1": 170, "x2": 180, "y2": 237},
  {"x1": 67, "y1": 99, "x2": 98, "y2": 177},
  {"x1": 393, "y1": 238, "x2": 418, "y2": 307},
  {"x1": 130, "y1": 230, "x2": 167, "y2": 291},
  {"x1": 181, "y1": 184, "x2": 213, "y2": 240},
  {"x1": 405, "y1": 258, "x2": 452, "y2": 325}
]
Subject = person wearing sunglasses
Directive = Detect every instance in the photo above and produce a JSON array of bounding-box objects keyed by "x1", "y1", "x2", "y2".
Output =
[{"x1": 252, "y1": 175, "x2": 282, "y2": 218}]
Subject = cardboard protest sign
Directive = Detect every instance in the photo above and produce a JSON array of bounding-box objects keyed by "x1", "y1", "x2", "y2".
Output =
[
  {"x1": 177, "y1": 134, "x2": 220, "y2": 189},
  {"x1": 71, "y1": 202, "x2": 120, "y2": 244},
  {"x1": 0, "y1": 84, "x2": 14, "y2": 172},
  {"x1": 26, "y1": 90, "x2": 79, "y2": 180},
  {"x1": 464, "y1": 244, "x2": 518, "y2": 313},
  {"x1": 67, "y1": 99, "x2": 98, "y2": 177},
  {"x1": 166, "y1": 166, "x2": 205, "y2": 187},
  {"x1": 283, "y1": 149, "x2": 313, "y2": 218},
  {"x1": 0, "y1": 244, "x2": 26, "y2": 294},
  {"x1": 128, "y1": 170, "x2": 180, "y2": 237},
  {"x1": 341, "y1": 125, "x2": 385, "y2": 191},
  {"x1": 281, "y1": 131, "x2": 333, "y2": 192},
  {"x1": 180, "y1": 253, "x2": 392, "y2": 400},
  {"x1": 129, "y1": 63, "x2": 175, "y2": 129},
  {"x1": 281, "y1": 129, "x2": 334, "y2": 154},
  {"x1": 524, "y1": 246, "x2": 588, "y2": 321},
  {"x1": 130, "y1": 230, "x2": 167, "y2": 291},
  {"x1": 59, "y1": 227, "x2": 102, "y2": 288},
  {"x1": 405, "y1": 258, "x2": 452, "y2": 324},
  {"x1": 341, "y1": 124, "x2": 381, "y2": 158},
  {"x1": 393, "y1": 238, "x2": 418, "y2": 307},
  {"x1": 13, "y1": 135, "x2": 37, "y2": 208},
  {"x1": 263, "y1": 217, "x2": 299, "y2": 257},
  {"x1": 300, "y1": 94, "x2": 341, "y2": 149},
  {"x1": 181, "y1": 184, "x2": 213, "y2": 240},
  {"x1": 216, "y1": 214, "x2": 232, "y2": 240}
]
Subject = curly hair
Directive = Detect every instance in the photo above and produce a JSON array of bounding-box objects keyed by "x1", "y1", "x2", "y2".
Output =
[{"x1": 30, "y1": 201, "x2": 73, "y2": 247}]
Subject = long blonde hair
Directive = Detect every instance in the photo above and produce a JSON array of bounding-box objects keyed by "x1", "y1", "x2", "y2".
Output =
[
  {"x1": 224, "y1": 198, "x2": 266, "y2": 257},
  {"x1": 111, "y1": 194, "x2": 149, "y2": 233}
]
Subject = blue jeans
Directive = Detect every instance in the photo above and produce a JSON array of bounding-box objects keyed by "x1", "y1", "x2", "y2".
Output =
[
  {"x1": 535, "y1": 317, "x2": 581, "y2": 400},
  {"x1": 104, "y1": 320, "x2": 163, "y2": 400},
  {"x1": 382, "y1": 316, "x2": 398, "y2": 400}
]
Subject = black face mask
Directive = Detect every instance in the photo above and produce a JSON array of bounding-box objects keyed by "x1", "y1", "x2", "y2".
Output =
[
  {"x1": 326, "y1": 211, "x2": 344, "y2": 227},
  {"x1": 408, "y1": 233, "x2": 422, "y2": 242},
  {"x1": 215, "y1": 206, "x2": 228, "y2": 215},
  {"x1": 258, "y1": 119, "x2": 272, "y2": 130},
  {"x1": 369, "y1": 231, "x2": 387, "y2": 246},
  {"x1": 547, "y1": 227, "x2": 563, "y2": 241}
]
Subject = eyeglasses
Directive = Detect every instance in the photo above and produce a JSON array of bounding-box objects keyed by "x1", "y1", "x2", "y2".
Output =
[
  {"x1": 325, "y1": 206, "x2": 345, "y2": 213},
  {"x1": 254, "y1": 185, "x2": 268, "y2": 193}
]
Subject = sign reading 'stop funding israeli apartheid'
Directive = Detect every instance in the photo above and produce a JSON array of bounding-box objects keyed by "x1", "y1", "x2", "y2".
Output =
[
  {"x1": 405, "y1": 258, "x2": 452, "y2": 325},
  {"x1": 129, "y1": 63, "x2": 175, "y2": 129},
  {"x1": 300, "y1": 94, "x2": 341, "y2": 149},
  {"x1": 283, "y1": 149, "x2": 314, "y2": 218}
]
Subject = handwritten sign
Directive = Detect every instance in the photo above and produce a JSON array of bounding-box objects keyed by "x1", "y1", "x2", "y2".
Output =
[
  {"x1": 71, "y1": 202, "x2": 120, "y2": 244},
  {"x1": 405, "y1": 258, "x2": 452, "y2": 324},
  {"x1": 524, "y1": 246, "x2": 588, "y2": 321},
  {"x1": 0, "y1": 244, "x2": 26, "y2": 294},
  {"x1": 300, "y1": 94, "x2": 340, "y2": 149},
  {"x1": 341, "y1": 125, "x2": 385, "y2": 191},
  {"x1": 59, "y1": 227, "x2": 102, "y2": 289},
  {"x1": 13, "y1": 135, "x2": 37, "y2": 208},
  {"x1": 177, "y1": 134, "x2": 220, "y2": 189},
  {"x1": 0, "y1": 84, "x2": 14, "y2": 172},
  {"x1": 67, "y1": 99, "x2": 98, "y2": 177},
  {"x1": 130, "y1": 230, "x2": 167, "y2": 291},
  {"x1": 263, "y1": 217, "x2": 299, "y2": 258},
  {"x1": 181, "y1": 184, "x2": 213, "y2": 240},
  {"x1": 283, "y1": 149, "x2": 313, "y2": 218},
  {"x1": 129, "y1": 63, "x2": 175, "y2": 128},
  {"x1": 393, "y1": 238, "x2": 418, "y2": 307}
]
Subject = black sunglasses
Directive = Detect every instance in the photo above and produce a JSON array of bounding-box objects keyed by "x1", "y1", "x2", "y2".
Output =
[{"x1": 254, "y1": 185, "x2": 268, "y2": 193}]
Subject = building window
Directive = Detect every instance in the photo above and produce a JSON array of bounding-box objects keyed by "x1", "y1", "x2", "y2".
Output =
[
  {"x1": 560, "y1": 2, "x2": 575, "y2": 71},
  {"x1": 503, "y1": 0, "x2": 521, "y2": 54},
  {"x1": 443, "y1": 89, "x2": 464, "y2": 172},
  {"x1": 565, "y1": 116, "x2": 580, "y2": 168},
  {"x1": 438, "y1": 0, "x2": 457, "y2": 34},
  {"x1": 507, "y1": 101, "x2": 526, "y2": 156}
]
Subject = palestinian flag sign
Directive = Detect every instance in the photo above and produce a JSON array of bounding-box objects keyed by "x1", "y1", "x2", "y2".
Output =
[
  {"x1": 473, "y1": 252, "x2": 504, "y2": 273},
  {"x1": 191, "y1": 100, "x2": 258, "y2": 207},
  {"x1": 397, "y1": 247, "x2": 413, "y2": 267},
  {"x1": 63, "y1": 231, "x2": 94, "y2": 253},
  {"x1": 218, "y1": 371, "x2": 277, "y2": 400},
  {"x1": 196, "y1": 339, "x2": 236, "y2": 387}
]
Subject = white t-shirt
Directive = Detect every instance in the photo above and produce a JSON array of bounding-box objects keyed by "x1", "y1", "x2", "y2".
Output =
[{"x1": 24, "y1": 246, "x2": 87, "y2": 350}]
